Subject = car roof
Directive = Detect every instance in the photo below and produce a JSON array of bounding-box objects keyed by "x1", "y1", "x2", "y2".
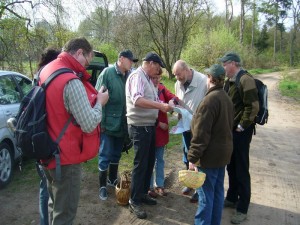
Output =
[{"x1": 0, "y1": 70, "x2": 31, "y2": 80}]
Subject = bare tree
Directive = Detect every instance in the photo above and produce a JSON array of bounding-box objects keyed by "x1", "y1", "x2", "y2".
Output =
[
  {"x1": 225, "y1": 0, "x2": 233, "y2": 27},
  {"x1": 290, "y1": 0, "x2": 300, "y2": 66},
  {"x1": 136, "y1": 0, "x2": 206, "y2": 78}
]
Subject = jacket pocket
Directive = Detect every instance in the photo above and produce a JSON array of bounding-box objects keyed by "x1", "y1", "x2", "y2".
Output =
[{"x1": 105, "y1": 112, "x2": 122, "y2": 132}]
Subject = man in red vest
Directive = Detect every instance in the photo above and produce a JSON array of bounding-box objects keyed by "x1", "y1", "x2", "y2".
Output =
[{"x1": 39, "y1": 37, "x2": 109, "y2": 225}]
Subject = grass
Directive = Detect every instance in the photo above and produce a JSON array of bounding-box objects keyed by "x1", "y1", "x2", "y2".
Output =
[{"x1": 279, "y1": 69, "x2": 300, "y2": 102}]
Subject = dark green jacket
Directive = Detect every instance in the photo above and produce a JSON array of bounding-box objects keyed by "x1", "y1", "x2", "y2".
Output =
[
  {"x1": 225, "y1": 70, "x2": 259, "y2": 129},
  {"x1": 95, "y1": 63, "x2": 127, "y2": 137}
]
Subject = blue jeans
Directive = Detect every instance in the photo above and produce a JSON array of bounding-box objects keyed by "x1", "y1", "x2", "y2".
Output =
[
  {"x1": 195, "y1": 167, "x2": 225, "y2": 225},
  {"x1": 39, "y1": 166, "x2": 49, "y2": 225},
  {"x1": 182, "y1": 131, "x2": 191, "y2": 165},
  {"x1": 98, "y1": 133, "x2": 124, "y2": 171},
  {"x1": 150, "y1": 146, "x2": 165, "y2": 188},
  {"x1": 128, "y1": 125, "x2": 156, "y2": 205}
]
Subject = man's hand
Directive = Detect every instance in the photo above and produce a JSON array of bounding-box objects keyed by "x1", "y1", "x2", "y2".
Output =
[
  {"x1": 160, "y1": 103, "x2": 173, "y2": 113},
  {"x1": 189, "y1": 162, "x2": 198, "y2": 171},
  {"x1": 97, "y1": 86, "x2": 109, "y2": 106}
]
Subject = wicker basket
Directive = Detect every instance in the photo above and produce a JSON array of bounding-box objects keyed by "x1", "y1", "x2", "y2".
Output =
[
  {"x1": 115, "y1": 170, "x2": 131, "y2": 206},
  {"x1": 178, "y1": 170, "x2": 206, "y2": 189}
]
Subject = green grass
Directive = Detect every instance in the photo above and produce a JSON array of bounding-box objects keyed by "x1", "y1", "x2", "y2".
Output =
[
  {"x1": 248, "y1": 67, "x2": 280, "y2": 75},
  {"x1": 279, "y1": 70, "x2": 300, "y2": 102}
]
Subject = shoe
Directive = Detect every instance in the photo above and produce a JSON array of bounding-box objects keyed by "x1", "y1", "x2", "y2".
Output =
[
  {"x1": 148, "y1": 189, "x2": 158, "y2": 198},
  {"x1": 99, "y1": 187, "x2": 108, "y2": 200},
  {"x1": 231, "y1": 211, "x2": 247, "y2": 224},
  {"x1": 141, "y1": 194, "x2": 157, "y2": 205},
  {"x1": 156, "y1": 187, "x2": 167, "y2": 196},
  {"x1": 182, "y1": 186, "x2": 192, "y2": 195},
  {"x1": 190, "y1": 191, "x2": 198, "y2": 203},
  {"x1": 224, "y1": 199, "x2": 237, "y2": 208},
  {"x1": 129, "y1": 202, "x2": 147, "y2": 219}
]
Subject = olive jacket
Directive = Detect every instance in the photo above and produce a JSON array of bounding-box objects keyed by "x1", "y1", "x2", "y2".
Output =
[{"x1": 188, "y1": 85, "x2": 234, "y2": 168}]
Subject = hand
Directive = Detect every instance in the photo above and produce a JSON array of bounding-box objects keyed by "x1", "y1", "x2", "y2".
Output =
[
  {"x1": 159, "y1": 122, "x2": 168, "y2": 130},
  {"x1": 97, "y1": 86, "x2": 109, "y2": 106},
  {"x1": 188, "y1": 162, "x2": 198, "y2": 171},
  {"x1": 235, "y1": 127, "x2": 243, "y2": 132},
  {"x1": 168, "y1": 99, "x2": 176, "y2": 107},
  {"x1": 160, "y1": 103, "x2": 173, "y2": 113}
]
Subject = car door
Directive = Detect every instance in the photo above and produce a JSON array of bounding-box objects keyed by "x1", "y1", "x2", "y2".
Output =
[{"x1": 0, "y1": 74, "x2": 31, "y2": 130}]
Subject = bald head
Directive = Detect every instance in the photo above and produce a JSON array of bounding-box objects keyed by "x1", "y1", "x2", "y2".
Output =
[{"x1": 172, "y1": 60, "x2": 192, "y2": 84}]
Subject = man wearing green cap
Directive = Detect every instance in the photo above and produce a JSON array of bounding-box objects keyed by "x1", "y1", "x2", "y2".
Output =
[
  {"x1": 220, "y1": 52, "x2": 259, "y2": 224},
  {"x1": 188, "y1": 64, "x2": 234, "y2": 225}
]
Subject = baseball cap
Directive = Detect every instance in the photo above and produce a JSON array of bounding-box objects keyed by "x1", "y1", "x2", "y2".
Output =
[
  {"x1": 119, "y1": 50, "x2": 138, "y2": 62},
  {"x1": 143, "y1": 52, "x2": 165, "y2": 68},
  {"x1": 205, "y1": 64, "x2": 225, "y2": 79},
  {"x1": 219, "y1": 52, "x2": 241, "y2": 63}
]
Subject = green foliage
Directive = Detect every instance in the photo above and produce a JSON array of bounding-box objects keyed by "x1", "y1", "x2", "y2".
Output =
[
  {"x1": 279, "y1": 70, "x2": 300, "y2": 101},
  {"x1": 182, "y1": 26, "x2": 243, "y2": 70}
]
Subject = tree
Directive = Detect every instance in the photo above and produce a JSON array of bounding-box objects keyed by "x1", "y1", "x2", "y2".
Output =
[
  {"x1": 259, "y1": 0, "x2": 292, "y2": 59},
  {"x1": 289, "y1": 0, "x2": 300, "y2": 66},
  {"x1": 255, "y1": 24, "x2": 269, "y2": 53},
  {"x1": 136, "y1": 0, "x2": 206, "y2": 78}
]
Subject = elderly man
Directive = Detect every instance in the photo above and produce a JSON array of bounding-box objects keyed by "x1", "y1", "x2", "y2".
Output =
[
  {"x1": 173, "y1": 60, "x2": 207, "y2": 203},
  {"x1": 220, "y1": 52, "x2": 259, "y2": 224},
  {"x1": 96, "y1": 50, "x2": 138, "y2": 201},
  {"x1": 126, "y1": 52, "x2": 173, "y2": 219}
]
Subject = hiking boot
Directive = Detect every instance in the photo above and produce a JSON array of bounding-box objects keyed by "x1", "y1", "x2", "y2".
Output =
[
  {"x1": 148, "y1": 189, "x2": 158, "y2": 198},
  {"x1": 129, "y1": 202, "x2": 147, "y2": 219},
  {"x1": 99, "y1": 187, "x2": 108, "y2": 200},
  {"x1": 190, "y1": 191, "x2": 198, "y2": 203},
  {"x1": 182, "y1": 186, "x2": 192, "y2": 195},
  {"x1": 231, "y1": 212, "x2": 247, "y2": 224},
  {"x1": 224, "y1": 199, "x2": 237, "y2": 208},
  {"x1": 141, "y1": 194, "x2": 157, "y2": 205}
]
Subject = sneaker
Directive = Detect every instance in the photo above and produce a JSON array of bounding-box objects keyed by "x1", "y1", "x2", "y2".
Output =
[
  {"x1": 129, "y1": 202, "x2": 147, "y2": 219},
  {"x1": 156, "y1": 187, "x2": 167, "y2": 196},
  {"x1": 231, "y1": 212, "x2": 247, "y2": 224},
  {"x1": 148, "y1": 189, "x2": 158, "y2": 198},
  {"x1": 99, "y1": 187, "x2": 108, "y2": 200},
  {"x1": 182, "y1": 186, "x2": 192, "y2": 195},
  {"x1": 141, "y1": 194, "x2": 157, "y2": 205},
  {"x1": 190, "y1": 191, "x2": 198, "y2": 203},
  {"x1": 224, "y1": 199, "x2": 237, "y2": 208}
]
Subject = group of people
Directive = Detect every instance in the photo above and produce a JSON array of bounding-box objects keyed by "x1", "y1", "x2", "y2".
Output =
[{"x1": 35, "y1": 36, "x2": 258, "y2": 225}]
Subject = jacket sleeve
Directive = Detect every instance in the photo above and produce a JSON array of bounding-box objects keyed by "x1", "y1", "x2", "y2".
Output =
[{"x1": 160, "y1": 84, "x2": 178, "y2": 103}]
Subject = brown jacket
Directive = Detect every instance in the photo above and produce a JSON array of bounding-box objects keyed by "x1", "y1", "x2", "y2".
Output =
[{"x1": 188, "y1": 85, "x2": 234, "y2": 168}]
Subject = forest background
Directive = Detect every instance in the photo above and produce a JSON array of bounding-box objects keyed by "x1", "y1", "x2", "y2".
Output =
[{"x1": 0, "y1": 0, "x2": 300, "y2": 79}]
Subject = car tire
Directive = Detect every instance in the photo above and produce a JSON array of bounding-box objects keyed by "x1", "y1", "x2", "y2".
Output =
[{"x1": 0, "y1": 143, "x2": 14, "y2": 189}]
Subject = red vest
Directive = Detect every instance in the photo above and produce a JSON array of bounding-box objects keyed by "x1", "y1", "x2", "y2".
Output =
[{"x1": 39, "y1": 53, "x2": 100, "y2": 169}]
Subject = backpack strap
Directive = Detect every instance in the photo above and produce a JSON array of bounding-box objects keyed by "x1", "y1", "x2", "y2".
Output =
[{"x1": 41, "y1": 68, "x2": 74, "y2": 89}]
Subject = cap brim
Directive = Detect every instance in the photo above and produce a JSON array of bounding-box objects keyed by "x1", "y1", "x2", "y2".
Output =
[{"x1": 133, "y1": 58, "x2": 138, "y2": 63}]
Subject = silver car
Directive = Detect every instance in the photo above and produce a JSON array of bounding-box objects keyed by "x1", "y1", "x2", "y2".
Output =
[{"x1": 0, "y1": 70, "x2": 32, "y2": 188}]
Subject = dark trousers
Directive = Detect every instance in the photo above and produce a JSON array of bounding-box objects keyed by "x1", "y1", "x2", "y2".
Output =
[
  {"x1": 226, "y1": 124, "x2": 254, "y2": 214},
  {"x1": 128, "y1": 125, "x2": 156, "y2": 205}
]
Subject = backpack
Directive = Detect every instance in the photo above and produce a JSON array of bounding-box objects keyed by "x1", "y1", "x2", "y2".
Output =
[
  {"x1": 15, "y1": 68, "x2": 74, "y2": 162},
  {"x1": 226, "y1": 70, "x2": 269, "y2": 126}
]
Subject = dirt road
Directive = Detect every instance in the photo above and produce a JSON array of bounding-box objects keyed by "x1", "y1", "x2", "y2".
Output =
[{"x1": 0, "y1": 71, "x2": 299, "y2": 225}]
